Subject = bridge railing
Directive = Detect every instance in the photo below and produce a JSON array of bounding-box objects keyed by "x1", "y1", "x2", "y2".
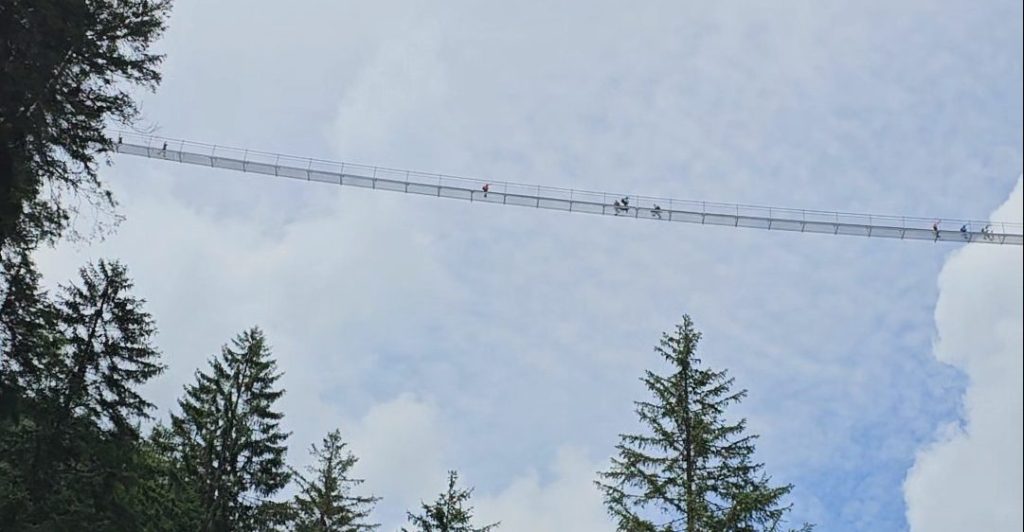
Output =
[{"x1": 112, "y1": 131, "x2": 1023, "y2": 244}]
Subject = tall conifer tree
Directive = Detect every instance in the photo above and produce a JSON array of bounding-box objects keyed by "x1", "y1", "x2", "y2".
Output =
[
  {"x1": 171, "y1": 327, "x2": 291, "y2": 532},
  {"x1": 55, "y1": 260, "x2": 164, "y2": 435},
  {"x1": 291, "y1": 429, "x2": 380, "y2": 532},
  {"x1": 597, "y1": 316, "x2": 811, "y2": 532},
  {"x1": 0, "y1": 259, "x2": 167, "y2": 529}
]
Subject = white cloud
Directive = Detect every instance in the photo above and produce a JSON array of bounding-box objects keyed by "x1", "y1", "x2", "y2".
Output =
[
  {"x1": 903, "y1": 177, "x2": 1023, "y2": 531},
  {"x1": 475, "y1": 446, "x2": 612, "y2": 532},
  {"x1": 343, "y1": 396, "x2": 614, "y2": 532},
  {"x1": 347, "y1": 393, "x2": 449, "y2": 528}
]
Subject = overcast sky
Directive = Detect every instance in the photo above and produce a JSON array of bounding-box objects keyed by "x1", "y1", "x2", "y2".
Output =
[{"x1": 35, "y1": 1, "x2": 1022, "y2": 530}]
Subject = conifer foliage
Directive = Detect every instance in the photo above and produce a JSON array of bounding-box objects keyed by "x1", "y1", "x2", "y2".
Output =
[
  {"x1": 0, "y1": 0, "x2": 172, "y2": 249},
  {"x1": 171, "y1": 327, "x2": 291, "y2": 531},
  {"x1": 0, "y1": 259, "x2": 168, "y2": 529},
  {"x1": 292, "y1": 429, "x2": 380, "y2": 532},
  {"x1": 597, "y1": 316, "x2": 811, "y2": 532},
  {"x1": 0, "y1": 245, "x2": 57, "y2": 411},
  {"x1": 403, "y1": 471, "x2": 498, "y2": 532},
  {"x1": 55, "y1": 260, "x2": 165, "y2": 435}
]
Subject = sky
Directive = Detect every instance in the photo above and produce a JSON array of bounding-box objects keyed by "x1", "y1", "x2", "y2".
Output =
[{"x1": 33, "y1": 1, "x2": 1022, "y2": 530}]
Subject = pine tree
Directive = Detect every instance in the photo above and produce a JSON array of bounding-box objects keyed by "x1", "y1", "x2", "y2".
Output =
[
  {"x1": 171, "y1": 327, "x2": 291, "y2": 532},
  {"x1": 0, "y1": 0, "x2": 172, "y2": 250},
  {"x1": 291, "y1": 429, "x2": 380, "y2": 532},
  {"x1": 403, "y1": 471, "x2": 498, "y2": 532},
  {"x1": 596, "y1": 316, "x2": 812, "y2": 532},
  {"x1": 2, "y1": 256, "x2": 163, "y2": 435},
  {"x1": 0, "y1": 258, "x2": 169, "y2": 529},
  {"x1": 54, "y1": 260, "x2": 165, "y2": 435}
]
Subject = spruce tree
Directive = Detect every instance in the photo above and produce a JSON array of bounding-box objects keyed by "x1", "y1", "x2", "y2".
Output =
[
  {"x1": 403, "y1": 470, "x2": 498, "y2": 532},
  {"x1": 0, "y1": 258, "x2": 168, "y2": 529},
  {"x1": 291, "y1": 429, "x2": 380, "y2": 532},
  {"x1": 2, "y1": 256, "x2": 163, "y2": 435},
  {"x1": 171, "y1": 327, "x2": 291, "y2": 532},
  {"x1": 596, "y1": 315, "x2": 811, "y2": 532},
  {"x1": 0, "y1": 0, "x2": 172, "y2": 250},
  {"x1": 54, "y1": 260, "x2": 165, "y2": 435}
]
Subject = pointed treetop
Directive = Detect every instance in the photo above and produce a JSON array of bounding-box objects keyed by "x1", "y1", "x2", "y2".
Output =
[
  {"x1": 292, "y1": 428, "x2": 381, "y2": 532},
  {"x1": 403, "y1": 471, "x2": 499, "y2": 532},
  {"x1": 597, "y1": 315, "x2": 812, "y2": 532}
]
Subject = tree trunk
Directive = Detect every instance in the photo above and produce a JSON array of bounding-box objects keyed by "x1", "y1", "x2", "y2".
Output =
[{"x1": 681, "y1": 354, "x2": 696, "y2": 532}]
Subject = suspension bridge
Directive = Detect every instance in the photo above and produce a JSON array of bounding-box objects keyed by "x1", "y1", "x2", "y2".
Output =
[{"x1": 112, "y1": 132, "x2": 1024, "y2": 246}]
